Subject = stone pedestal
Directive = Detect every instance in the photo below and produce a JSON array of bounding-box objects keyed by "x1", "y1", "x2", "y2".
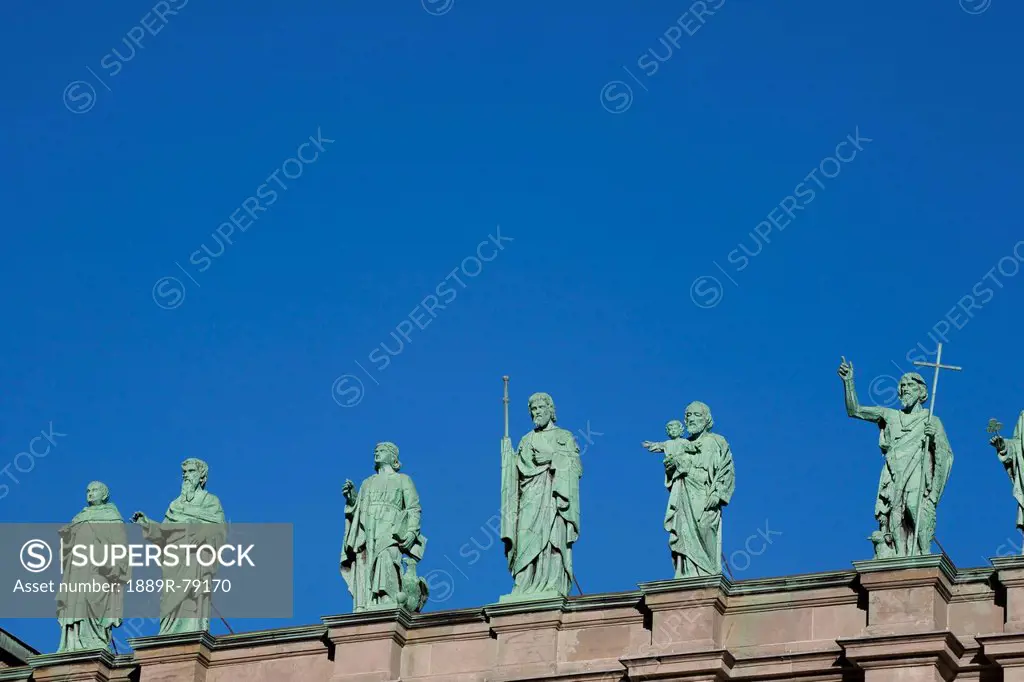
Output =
[
  {"x1": 841, "y1": 555, "x2": 963, "y2": 682},
  {"x1": 854, "y1": 555, "x2": 955, "y2": 636},
  {"x1": 27, "y1": 649, "x2": 125, "y2": 682},
  {"x1": 993, "y1": 555, "x2": 1024, "y2": 632},
  {"x1": 624, "y1": 576, "x2": 733, "y2": 681},
  {"x1": 322, "y1": 609, "x2": 410, "y2": 682},
  {"x1": 840, "y1": 631, "x2": 963, "y2": 682},
  {"x1": 638, "y1": 575, "x2": 730, "y2": 653},
  {"x1": 129, "y1": 631, "x2": 215, "y2": 682},
  {"x1": 978, "y1": 632, "x2": 1024, "y2": 682},
  {"x1": 484, "y1": 596, "x2": 565, "y2": 681},
  {"x1": 974, "y1": 557, "x2": 1024, "y2": 681}
]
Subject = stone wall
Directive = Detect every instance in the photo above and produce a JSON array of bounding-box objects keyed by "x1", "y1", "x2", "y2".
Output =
[{"x1": 17, "y1": 554, "x2": 1024, "y2": 682}]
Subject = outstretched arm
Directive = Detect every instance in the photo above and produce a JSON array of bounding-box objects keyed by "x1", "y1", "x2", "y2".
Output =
[
  {"x1": 838, "y1": 358, "x2": 884, "y2": 423},
  {"x1": 642, "y1": 440, "x2": 666, "y2": 453}
]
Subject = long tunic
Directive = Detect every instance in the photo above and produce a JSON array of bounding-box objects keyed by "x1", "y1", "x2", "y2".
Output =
[
  {"x1": 997, "y1": 411, "x2": 1024, "y2": 533},
  {"x1": 873, "y1": 408, "x2": 952, "y2": 556},
  {"x1": 141, "y1": 489, "x2": 226, "y2": 634},
  {"x1": 57, "y1": 503, "x2": 129, "y2": 652},
  {"x1": 341, "y1": 471, "x2": 426, "y2": 611},
  {"x1": 500, "y1": 426, "x2": 582, "y2": 598},
  {"x1": 664, "y1": 433, "x2": 735, "y2": 576}
]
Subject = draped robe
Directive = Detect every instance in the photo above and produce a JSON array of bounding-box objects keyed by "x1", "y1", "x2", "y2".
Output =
[
  {"x1": 341, "y1": 470, "x2": 427, "y2": 612},
  {"x1": 873, "y1": 408, "x2": 952, "y2": 557},
  {"x1": 500, "y1": 426, "x2": 582, "y2": 599},
  {"x1": 57, "y1": 503, "x2": 129, "y2": 652},
  {"x1": 997, "y1": 411, "x2": 1024, "y2": 534},
  {"x1": 663, "y1": 432, "x2": 734, "y2": 577},
  {"x1": 140, "y1": 488, "x2": 226, "y2": 634}
]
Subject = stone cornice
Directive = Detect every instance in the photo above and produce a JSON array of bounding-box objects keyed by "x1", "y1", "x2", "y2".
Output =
[
  {"x1": 0, "y1": 667, "x2": 32, "y2": 682},
  {"x1": 853, "y1": 554, "x2": 957, "y2": 602},
  {"x1": 990, "y1": 555, "x2": 1024, "y2": 571},
  {"x1": 956, "y1": 565, "x2": 997, "y2": 583},
  {"x1": 27, "y1": 648, "x2": 117, "y2": 668},
  {"x1": 727, "y1": 646, "x2": 848, "y2": 680},
  {"x1": 483, "y1": 595, "x2": 567, "y2": 619},
  {"x1": 564, "y1": 589, "x2": 643, "y2": 612},
  {"x1": 725, "y1": 569, "x2": 857, "y2": 595},
  {"x1": 128, "y1": 629, "x2": 217, "y2": 653},
  {"x1": 622, "y1": 647, "x2": 735, "y2": 680},
  {"x1": 839, "y1": 629, "x2": 965, "y2": 679},
  {"x1": 638, "y1": 574, "x2": 731, "y2": 596},
  {"x1": 410, "y1": 606, "x2": 487, "y2": 627},
  {"x1": 976, "y1": 630, "x2": 1024, "y2": 664},
  {"x1": 321, "y1": 607, "x2": 415, "y2": 630},
  {"x1": 211, "y1": 624, "x2": 328, "y2": 650},
  {"x1": 853, "y1": 553, "x2": 958, "y2": 582}
]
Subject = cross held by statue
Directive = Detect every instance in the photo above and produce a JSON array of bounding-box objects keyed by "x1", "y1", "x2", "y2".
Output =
[{"x1": 912, "y1": 342, "x2": 962, "y2": 425}]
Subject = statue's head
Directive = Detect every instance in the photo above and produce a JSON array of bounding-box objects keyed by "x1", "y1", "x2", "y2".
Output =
[
  {"x1": 181, "y1": 458, "x2": 209, "y2": 499},
  {"x1": 665, "y1": 420, "x2": 684, "y2": 439},
  {"x1": 86, "y1": 481, "x2": 109, "y2": 506},
  {"x1": 374, "y1": 442, "x2": 401, "y2": 472},
  {"x1": 898, "y1": 373, "x2": 928, "y2": 410},
  {"x1": 684, "y1": 401, "x2": 713, "y2": 436},
  {"x1": 528, "y1": 392, "x2": 556, "y2": 429}
]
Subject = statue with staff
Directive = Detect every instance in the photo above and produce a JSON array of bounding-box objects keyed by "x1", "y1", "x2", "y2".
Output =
[
  {"x1": 499, "y1": 377, "x2": 582, "y2": 601},
  {"x1": 837, "y1": 345, "x2": 958, "y2": 558}
]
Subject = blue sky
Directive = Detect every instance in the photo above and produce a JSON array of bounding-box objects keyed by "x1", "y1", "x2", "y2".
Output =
[{"x1": 1, "y1": 0, "x2": 1022, "y2": 654}]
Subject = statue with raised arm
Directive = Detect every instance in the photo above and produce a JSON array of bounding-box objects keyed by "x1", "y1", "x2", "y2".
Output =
[
  {"x1": 838, "y1": 358, "x2": 953, "y2": 558},
  {"x1": 500, "y1": 391, "x2": 582, "y2": 601},
  {"x1": 643, "y1": 405, "x2": 735, "y2": 577},
  {"x1": 57, "y1": 481, "x2": 130, "y2": 653},
  {"x1": 991, "y1": 412, "x2": 1024, "y2": 546},
  {"x1": 131, "y1": 458, "x2": 226, "y2": 635},
  {"x1": 642, "y1": 419, "x2": 687, "y2": 457},
  {"x1": 340, "y1": 442, "x2": 428, "y2": 612}
]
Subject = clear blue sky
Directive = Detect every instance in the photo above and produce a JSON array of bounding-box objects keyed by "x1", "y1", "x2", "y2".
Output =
[{"x1": 1, "y1": 0, "x2": 1022, "y2": 654}]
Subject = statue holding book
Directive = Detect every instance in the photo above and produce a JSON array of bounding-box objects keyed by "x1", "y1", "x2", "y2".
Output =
[{"x1": 340, "y1": 442, "x2": 428, "y2": 612}]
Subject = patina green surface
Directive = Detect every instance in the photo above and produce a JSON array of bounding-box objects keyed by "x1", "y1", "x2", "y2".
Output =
[
  {"x1": 132, "y1": 458, "x2": 226, "y2": 635},
  {"x1": 991, "y1": 411, "x2": 1024, "y2": 545},
  {"x1": 500, "y1": 391, "x2": 582, "y2": 601},
  {"x1": 56, "y1": 481, "x2": 129, "y2": 653},
  {"x1": 643, "y1": 404, "x2": 735, "y2": 577},
  {"x1": 341, "y1": 442, "x2": 428, "y2": 612},
  {"x1": 838, "y1": 359, "x2": 953, "y2": 558}
]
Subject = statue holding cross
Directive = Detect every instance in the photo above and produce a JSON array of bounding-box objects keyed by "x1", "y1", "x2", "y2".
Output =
[{"x1": 837, "y1": 346, "x2": 958, "y2": 559}]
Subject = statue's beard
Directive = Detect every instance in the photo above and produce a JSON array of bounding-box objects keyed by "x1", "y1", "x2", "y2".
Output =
[
  {"x1": 900, "y1": 394, "x2": 918, "y2": 409},
  {"x1": 181, "y1": 479, "x2": 200, "y2": 501},
  {"x1": 533, "y1": 414, "x2": 550, "y2": 429}
]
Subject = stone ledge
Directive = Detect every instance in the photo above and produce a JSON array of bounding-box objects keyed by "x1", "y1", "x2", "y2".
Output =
[
  {"x1": 210, "y1": 624, "x2": 328, "y2": 650},
  {"x1": 128, "y1": 629, "x2": 216, "y2": 652},
  {"x1": 838, "y1": 629, "x2": 965, "y2": 680}
]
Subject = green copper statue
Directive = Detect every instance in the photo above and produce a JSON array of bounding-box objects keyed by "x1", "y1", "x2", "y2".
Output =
[
  {"x1": 57, "y1": 481, "x2": 130, "y2": 653},
  {"x1": 341, "y1": 442, "x2": 428, "y2": 613},
  {"x1": 838, "y1": 358, "x2": 953, "y2": 558},
  {"x1": 991, "y1": 411, "x2": 1024, "y2": 546},
  {"x1": 500, "y1": 382, "x2": 582, "y2": 601},
  {"x1": 643, "y1": 406, "x2": 735, "y2": 577},
  {"x1": 132, "y1": 458, "x2": 226, "y2": 635}
]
